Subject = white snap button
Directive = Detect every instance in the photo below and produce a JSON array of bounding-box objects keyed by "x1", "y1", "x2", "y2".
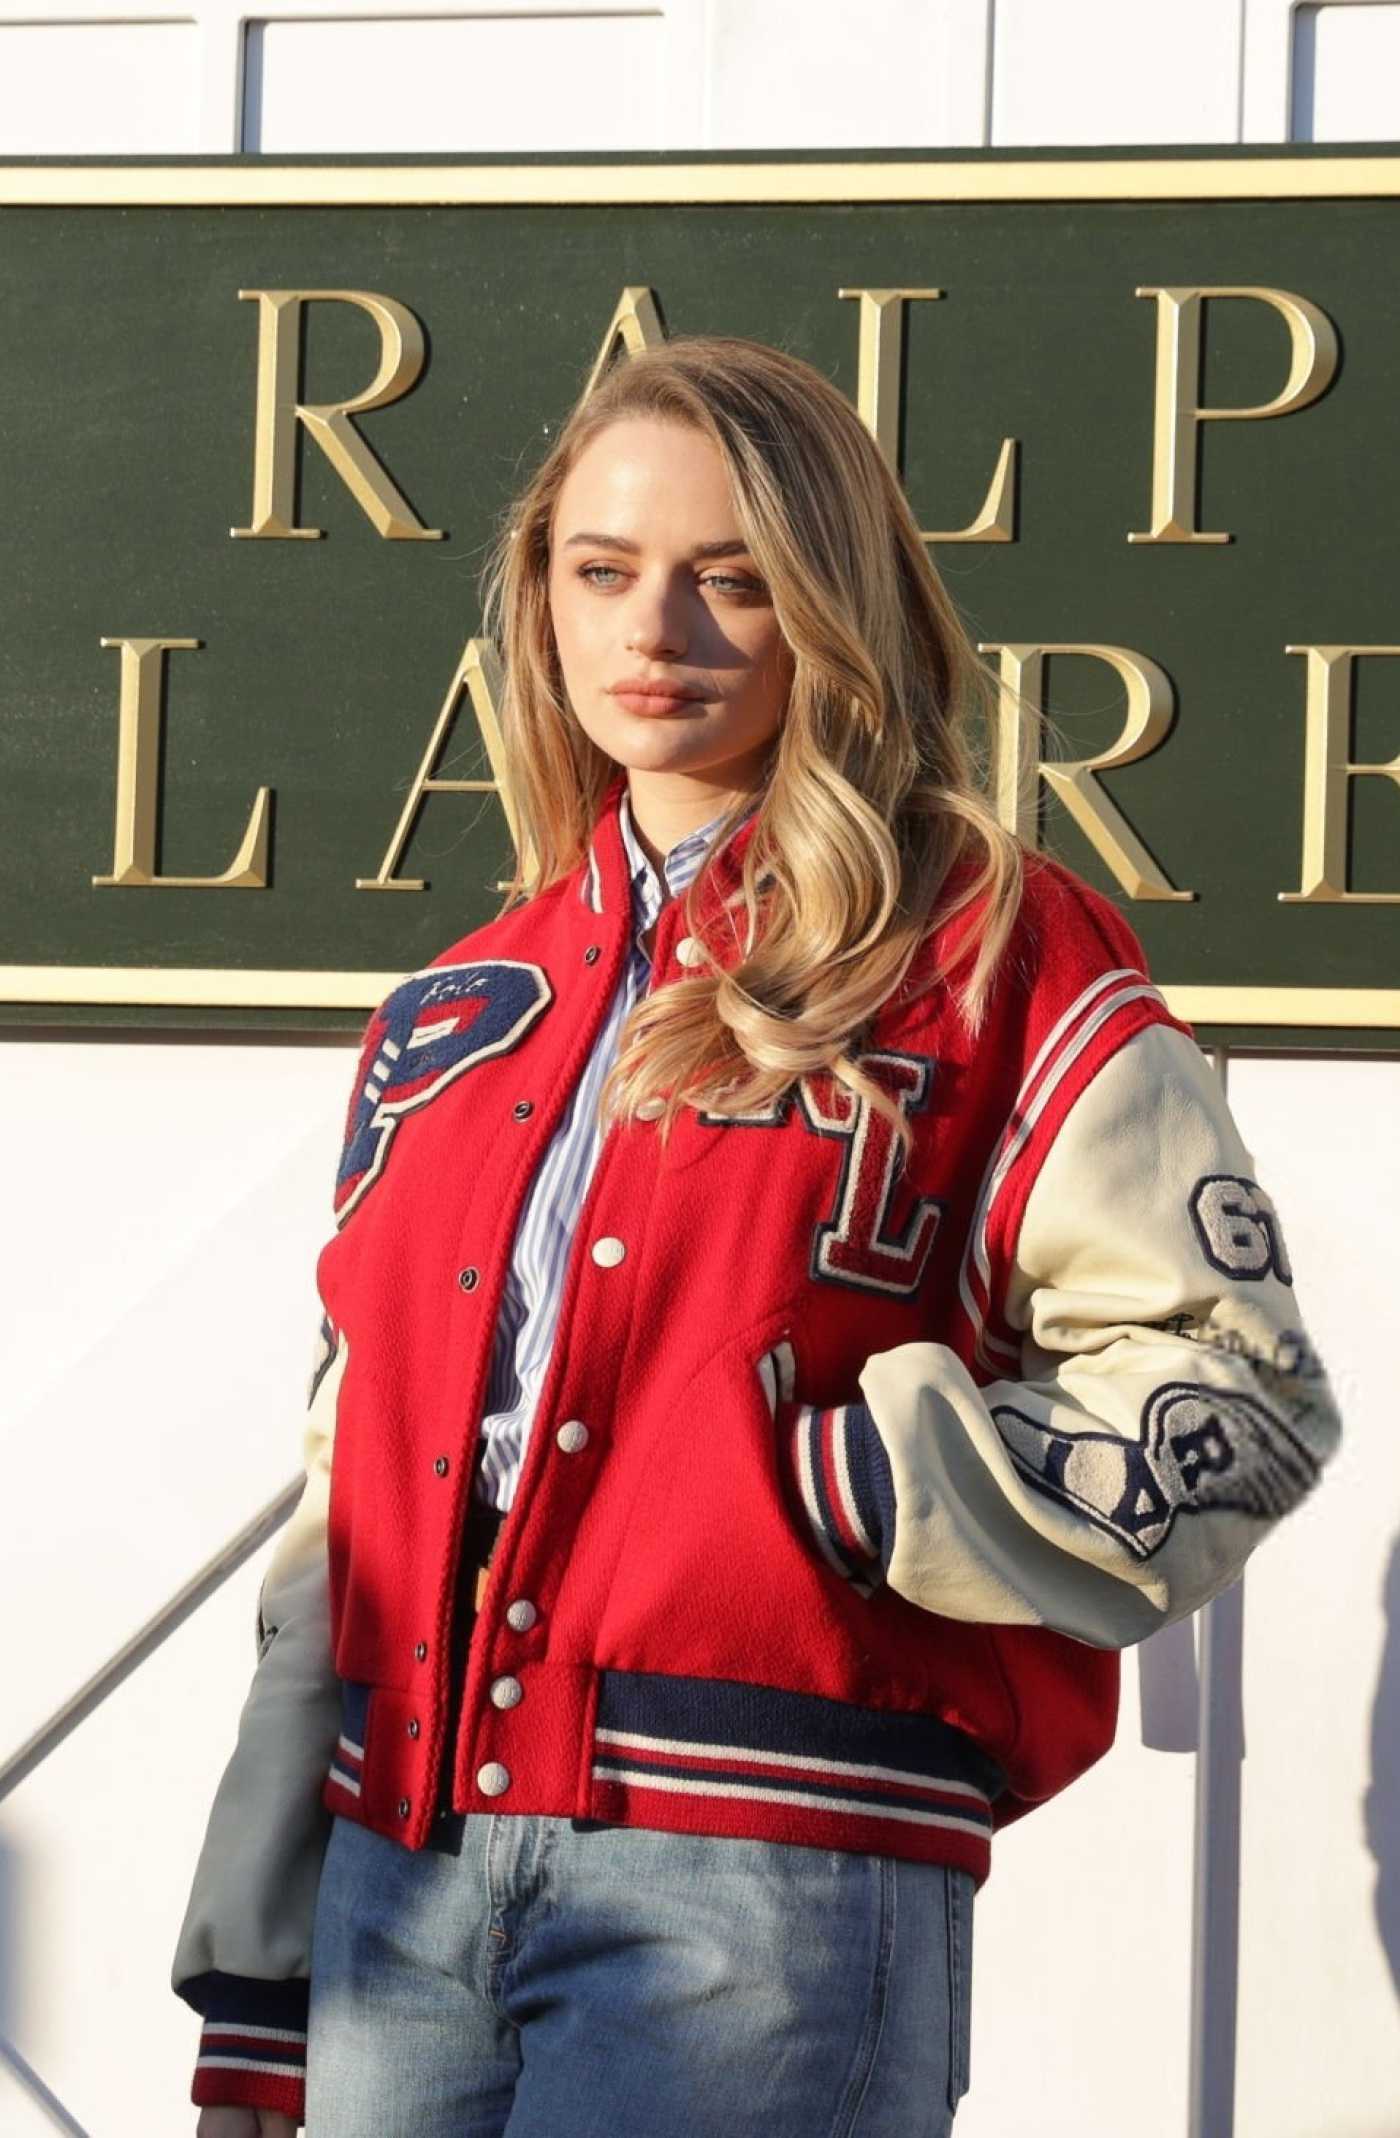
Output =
[
  {"x1": 505, "y1": 1598, "x2": 537, "y2": 1631},
  {"x1": 556, "y1": 1419, "x2": 590, "y2": 1453},
  {"x1": 635, "y1": 1096, "x2": 665, "y2": 1121},
  {"x1": 674, "y1": 935, "x2": 706, "y2": 967},
  {"x1": 591, "y1": 1236, "x2": 626, "y2": 1266},
  {"x1": 490, "y1": 1675, "x2": 523, "y2": 1709},
  {"x1": 477, "y1": 1761, "x2": 511, "y2": 1796}
]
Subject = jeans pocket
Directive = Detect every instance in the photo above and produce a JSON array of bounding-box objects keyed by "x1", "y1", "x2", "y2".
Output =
[{"x1": 944, "y1": 1866, "x2": 975, "y2": 2112}]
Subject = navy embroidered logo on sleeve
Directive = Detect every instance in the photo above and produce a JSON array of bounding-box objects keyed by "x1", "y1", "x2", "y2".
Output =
[
  {"x1": 335, "y1": 962, "x2": 552, "y2": 1225},
  {"x1": 991, "y1": 1380, "x2": 1322, "y2": 1561}
]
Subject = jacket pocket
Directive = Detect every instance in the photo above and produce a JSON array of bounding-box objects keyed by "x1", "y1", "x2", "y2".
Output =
[
  {"x1": 759, "y1": 1329, "x2": 889, "y2": 1599},
  {"x1": 596, "y1": 1303, "x2": 858, "y2": 1668}
]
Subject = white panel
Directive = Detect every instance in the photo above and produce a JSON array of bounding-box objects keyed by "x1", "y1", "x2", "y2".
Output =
[
  {"x1": 1224, "y1": 1054, "x2": 1400, "y2": 2137},
  {"x1": 0, "y1": 1040, "x2": 355, "y2": 1752},
  {"x1": 1241, "y1": 0, "x2": 1400, "y2": 142},
  {"x1": 247, "y1": 11, "x2": 668, "y2": 153},
  {"x1": 1242, "y1": 0, "x2": 1306, "y2": 142},
  {"x1": 2, "y1": 1039, "x2": 346, "y2": 1430},
  {"x1": 957, "y1": 1638, "x2": 1197, "y2": 2137},
  {"x1": 992, "y1": 0, "x2": 1243, "y2": 145},
  {"x1": 0, "y1": 20, "x2": 201, "y2": 152},
  {"x1": 704, "y1": 0, "x2": 974, "y2": 150},
  {"x1": 1303, "y1": 2, "x2": 1400, "y2": 139},
  {"x1": 3, "y1": 1548, "x2": 275, "y2": 2137}
]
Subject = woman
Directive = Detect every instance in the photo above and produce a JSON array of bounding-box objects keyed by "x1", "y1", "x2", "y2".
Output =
[{"x1": 173, "y1": 335, "x2": 1341, "y2": 2136}]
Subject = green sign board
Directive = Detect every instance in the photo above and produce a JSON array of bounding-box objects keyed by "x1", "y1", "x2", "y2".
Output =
[{"x1": 3, "y1": 145, "x2": 1399, "y2": 1046}]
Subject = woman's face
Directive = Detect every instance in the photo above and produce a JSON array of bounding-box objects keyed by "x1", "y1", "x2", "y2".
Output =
[{"x1": 547, "y1": 415, "x2": 795, "y2": 797}]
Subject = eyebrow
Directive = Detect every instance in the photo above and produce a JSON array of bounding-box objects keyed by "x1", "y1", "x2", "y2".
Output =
[{"x1": 560, "y1": 532, "x2": 754, "y2": 559}]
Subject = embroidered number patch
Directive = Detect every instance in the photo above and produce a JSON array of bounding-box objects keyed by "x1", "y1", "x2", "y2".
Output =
[{"x1": 1189, "y1": 1173, "x2": 1293, "y2": 1285}]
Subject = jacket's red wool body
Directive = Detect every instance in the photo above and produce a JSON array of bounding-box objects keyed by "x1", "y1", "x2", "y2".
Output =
[
  {"x1": 176, "y1": 768, "x2": 1343, "y2": 2123},
  {"x1": 312, "y1": 775, "x2": 1190, "y2": 1879}
]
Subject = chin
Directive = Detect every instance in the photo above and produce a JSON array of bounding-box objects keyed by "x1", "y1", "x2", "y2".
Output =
[{"x1": 596, "y1": 722, "x2": 713, "y2": 768}]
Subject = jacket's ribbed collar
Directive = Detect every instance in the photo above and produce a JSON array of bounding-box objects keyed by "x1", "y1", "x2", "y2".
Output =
[{"x1": 578, "y1": 770, "x2": 765, "y2": 918}]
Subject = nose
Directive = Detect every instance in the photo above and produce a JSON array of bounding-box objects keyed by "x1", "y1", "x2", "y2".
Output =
[{"x1": 623, "y1": 574, "x2": 691, "y2": 659}]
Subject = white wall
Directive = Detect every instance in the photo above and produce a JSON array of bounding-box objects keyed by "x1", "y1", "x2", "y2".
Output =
[{"x1": 2, "y1": 5, "x2": 1396, "y2": 2132}]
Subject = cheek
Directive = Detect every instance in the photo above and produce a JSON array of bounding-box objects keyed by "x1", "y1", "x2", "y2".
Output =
[
  {"x1": 570, "y1": 581, "x2": 622, "y2": 642},
  {"x1": 548, "y1": 580, "x2": 591, "y2": 671},
  {"x1": 744, "y1": 625, "x2": 794, "y2": 705}
]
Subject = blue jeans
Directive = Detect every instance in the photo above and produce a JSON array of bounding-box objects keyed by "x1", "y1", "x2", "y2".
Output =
[{"x1": 305, "y1": 1811, "x2": 975, "y2": 2136}]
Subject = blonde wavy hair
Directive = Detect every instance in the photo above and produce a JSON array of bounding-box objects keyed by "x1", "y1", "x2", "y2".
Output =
[{"x1": 477, "y1": 333, "x2": 1025, "y2": 1159}]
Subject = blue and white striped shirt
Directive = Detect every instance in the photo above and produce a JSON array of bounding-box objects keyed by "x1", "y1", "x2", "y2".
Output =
[{"x1": 472, "y1": 784, "x2": 759, "y2": 1511}]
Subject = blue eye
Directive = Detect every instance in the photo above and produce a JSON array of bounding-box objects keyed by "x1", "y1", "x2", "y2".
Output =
[{"x1": 576, "y1": 563, "x2": 764, "y2": 595}]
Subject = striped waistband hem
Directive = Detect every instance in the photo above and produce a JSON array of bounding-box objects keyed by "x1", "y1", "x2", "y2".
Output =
[{"x1": 588, "y1": 1668, "x2": 1005, "y2": 1878}]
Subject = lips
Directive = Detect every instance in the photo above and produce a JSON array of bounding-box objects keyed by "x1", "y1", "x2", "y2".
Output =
[
  {"x1": 609, "y1": 681, "x2": 708, "y2": 714},
  {"x1": 612, "y1": 689, "x2": 705, "y2": 714}
]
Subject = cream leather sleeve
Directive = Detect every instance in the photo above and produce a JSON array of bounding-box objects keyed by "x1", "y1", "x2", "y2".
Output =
[
  {"x1": 858, "y1": 1024, "x2": 1343, "y2": 1649},
  {"x1": 170, "y1": 1314, "x2": 346, "y2": 2068}
]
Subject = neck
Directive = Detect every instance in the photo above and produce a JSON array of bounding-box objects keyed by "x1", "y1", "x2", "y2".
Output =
[{"x1": 623, "y1": 771, "x2": 762, "y2": 880}]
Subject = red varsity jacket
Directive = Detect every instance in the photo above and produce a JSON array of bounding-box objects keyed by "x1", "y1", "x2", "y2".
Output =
[{"x1": 171, "y1": 770, "x2": 1341, "y2": 2121}]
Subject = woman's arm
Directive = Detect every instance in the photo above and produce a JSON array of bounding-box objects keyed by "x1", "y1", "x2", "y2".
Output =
[
  {"x1": 767, "y1": 1022, "x2": 1342, "y2": 1648},
  {"x1": 171, "y1": 1313, "x2": 347, "y2": 2124}
]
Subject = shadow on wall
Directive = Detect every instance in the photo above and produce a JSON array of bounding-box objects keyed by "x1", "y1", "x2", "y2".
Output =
[
  {"x1": 0, "y1": 1831, "x2": 12, "y2": 2045},
  {"x1": 1367, "y1": 1534, "x2": 1400, "y2": 2006},
  {"x1": 0, "y1": 1830, "x2": 91, "y2": 2133},
  {"x1": 1138, "y1": 1612, "x2": 1201, "y2": 1754}
]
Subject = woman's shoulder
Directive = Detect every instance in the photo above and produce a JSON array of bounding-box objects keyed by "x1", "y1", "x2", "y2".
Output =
[
  {"x1": 885, "y1": 841, "x2": 1185, "y2": 1074},
  {"x1": 1011, "y1": 847, "x2": 1158, "y2": 981},
  {"x1": 394, "y1": 875, "x2": 576, "y2": 988},
  {"x1": 925, "y1": 842, "x2": 1157, "y2": 994},
  {"x1": 343, "y1": 879, "x2": 572, "y2": 1072}
]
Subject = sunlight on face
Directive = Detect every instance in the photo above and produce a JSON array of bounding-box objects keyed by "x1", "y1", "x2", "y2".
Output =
[{"x1": 547, "y1": 416, "x2": 795, "y2": 814}]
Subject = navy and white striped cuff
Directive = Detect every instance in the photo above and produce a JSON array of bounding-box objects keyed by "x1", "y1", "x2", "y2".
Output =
[{"x1": 780, "y1": 1397, "x2": 897, "y2": 1594}]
